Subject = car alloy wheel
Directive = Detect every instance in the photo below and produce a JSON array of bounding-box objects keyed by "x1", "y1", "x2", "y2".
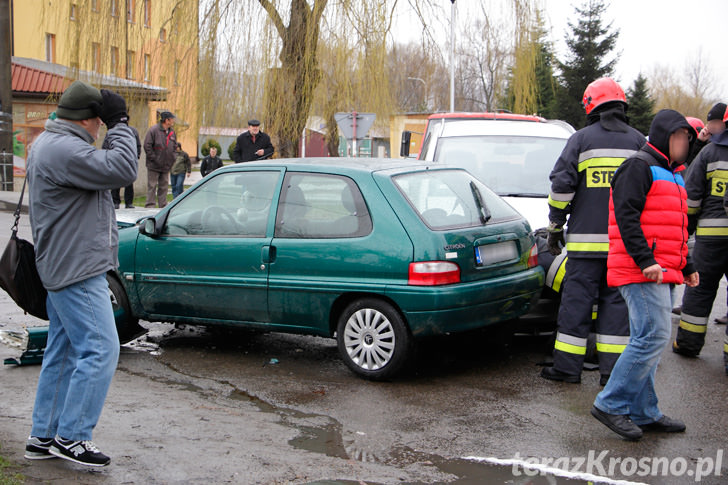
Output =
[
  {"x1": 345, "y1": 308, "x2": 395, "y2": 371},
  {"x1": 337, "y1": 298, "x2": 411, "y2": 380}
]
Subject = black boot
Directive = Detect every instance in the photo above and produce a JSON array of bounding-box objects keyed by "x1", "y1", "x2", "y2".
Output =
[{"x1": 540, "y1": 366, "x2": 580, "y2": 383}]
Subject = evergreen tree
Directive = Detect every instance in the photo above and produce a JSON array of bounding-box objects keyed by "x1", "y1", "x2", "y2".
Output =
[
  {"x1": 626, "y1": 73, "x2": 655, "y2": 136},
  {"x1": 533, "y1": 13, "x2": 557, "y2": 119},
  {"x1": 554, "y1": 0, "x2": 620, "y2": 129}
]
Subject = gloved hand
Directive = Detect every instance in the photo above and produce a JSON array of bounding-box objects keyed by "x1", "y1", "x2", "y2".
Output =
[
  {"x1": 97, "y1": 89, "x2": 128, "y2": 130},
  {"x1": 547, "y1": 223, "x2": 565, "y2": 256}
]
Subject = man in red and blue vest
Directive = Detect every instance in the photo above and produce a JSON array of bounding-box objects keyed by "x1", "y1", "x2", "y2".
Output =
[
  {"x1": 591, "y1": 109, "x2": 699, "y2": 441},
  {"x1": 542, "y1": 78, "x2": 645, "y2": 385}
]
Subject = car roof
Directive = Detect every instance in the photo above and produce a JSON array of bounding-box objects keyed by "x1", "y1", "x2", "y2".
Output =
[
  {"x1": 428, "y1": 111, "x2": 546, "y2": 123},
  {"x1": 218, "y1": 157, "x2": 456, "y2": 176},
  {"x1": 433, "y1": 119, "x2": 574, "y2": 139}
]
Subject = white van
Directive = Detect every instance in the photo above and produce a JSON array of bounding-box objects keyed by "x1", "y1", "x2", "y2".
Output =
[{"x1": 401, "y1": 112, "x2": 575, "y2": 316}]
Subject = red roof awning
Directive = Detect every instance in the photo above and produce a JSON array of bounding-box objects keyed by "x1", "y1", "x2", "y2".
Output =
[{"x1": 11, "y1": 62, "x2": 69, "y2": 95}]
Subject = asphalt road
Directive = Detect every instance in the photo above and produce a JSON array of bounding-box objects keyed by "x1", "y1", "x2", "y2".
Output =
[{"x1": 1, "y1": 210, "x2": 726, "y2": 484}]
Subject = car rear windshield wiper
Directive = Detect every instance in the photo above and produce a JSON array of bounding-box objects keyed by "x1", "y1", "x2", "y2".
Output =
[
  {"x1": 499, "y1": 192, "x2": 548, "y2": 198},
  {"x1": 470, "y1": 181, "x2": 491, "y2": 225}
]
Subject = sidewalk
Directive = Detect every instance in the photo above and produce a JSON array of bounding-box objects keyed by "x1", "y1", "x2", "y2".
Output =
[
  {"x1": 0, "y1": 191, "x2": 26, "y2": 214},
  {"x1": 0, "y1": 170, "x2": 203, "y2": 215}
]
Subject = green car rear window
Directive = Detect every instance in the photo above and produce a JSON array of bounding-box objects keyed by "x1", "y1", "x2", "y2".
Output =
[{"x1": 393, "y1": 169, "x2": 520, "y2": 230}]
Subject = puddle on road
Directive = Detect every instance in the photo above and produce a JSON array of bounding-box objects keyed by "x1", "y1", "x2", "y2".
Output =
[{"x1": 125, "y1": 324, "x2": 593, "y2": 484}]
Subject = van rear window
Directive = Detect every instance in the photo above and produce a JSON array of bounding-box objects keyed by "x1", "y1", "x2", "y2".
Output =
[{"x1": 393, "y1": 169, "x2": 520, "y2": 230}]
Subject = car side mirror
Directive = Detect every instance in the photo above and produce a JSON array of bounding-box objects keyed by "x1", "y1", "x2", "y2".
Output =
[
  {"x1": 400, "y1": 131, "x2": 412, "y2": 157},
  {"x1": 139, "y1": 217, "x2": 160, "y2": 237}
]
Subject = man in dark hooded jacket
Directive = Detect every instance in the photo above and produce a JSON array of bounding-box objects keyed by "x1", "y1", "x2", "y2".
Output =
[
  {"x1": 541, "y1": 78, "x2": 646, "y2": 386},
  {"x1": 591, "y1": 109, "x2": 698, "y2": 441},
  {"x1": 674, "y1": 104, "x2": 728, "y2": 370}
]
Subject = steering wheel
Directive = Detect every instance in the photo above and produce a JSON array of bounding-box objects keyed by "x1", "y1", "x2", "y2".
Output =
[{"x1": 201, "y1": 206, "x2": 238, "y2": 234}]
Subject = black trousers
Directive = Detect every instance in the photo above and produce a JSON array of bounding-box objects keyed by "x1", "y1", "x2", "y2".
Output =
[
  {"x1": 677, "y1": 238, "x2": 728, "y2": 357},
  {"x1": 552, "y1": 258, "x2": 630, "y2": 376},
  {"x1": 111, "y1": 184, "x2": 134, "y2": 207}
]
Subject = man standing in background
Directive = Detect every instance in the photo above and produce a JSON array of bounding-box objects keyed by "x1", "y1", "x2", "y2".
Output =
[
  {"x1": 143, "y1": 111, "x2": 177, "y2": 208},
  {"x1": 233, "y1": 119, "x2": 274, "y2": 163},
  {"x1": 170, "y1": 143, "x2": 191, "y2": 198}
]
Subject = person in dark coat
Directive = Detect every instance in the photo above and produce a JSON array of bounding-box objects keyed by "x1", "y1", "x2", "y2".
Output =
[
  {"x1": 200, "y1": 146, "x2": 224, "y2": 177},
  {"x1": 111, "y1": 118, "x2": 141, "y2": 208},
  {"x1": 143, "y1": 111, "x2": 177, "y2": 208},
  {"x1": 232, "y1": 119, "x2": 274, "y2": 163}
]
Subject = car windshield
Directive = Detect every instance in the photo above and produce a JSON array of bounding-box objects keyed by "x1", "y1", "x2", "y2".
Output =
[
  {"x1": 393, "y1": 169, "x2": 520, "y2": 230},
  {"x1": 433, "y1": 135, "x2": 567, "y2": 197}
]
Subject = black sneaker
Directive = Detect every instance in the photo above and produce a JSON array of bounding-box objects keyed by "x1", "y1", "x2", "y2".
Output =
[
  {"x1": 715, "y1": 315, "x2": 728, "y2": 325},
  {"x1": 591, "y1": 406, "x2": 643, "y2": 441},
  {"x1": 24, "y1": 436, "x2": 56, "y2": 460},
  {"x1": 125, "y1": 204, "x2": 135, "y2": 209},
  {"x1": 540, "y1": 366, "x2": 581, "y2": 383},
  {"x1": 638, "y1": 415, "x2": 686, "y2": 433},
  {"x1": 49, "y1": 437, "x2": 110, "y2": 467},
  {"x1": 599, "y1": 374, "x2": 610, "y2": 386}
]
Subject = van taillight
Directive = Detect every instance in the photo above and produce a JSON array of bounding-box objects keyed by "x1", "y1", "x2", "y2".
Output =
[
  {"x1": 408, "y1": 261, "x2": 460, "y2": 286},
  {"x1": 527, "y1": 243, "x2": 538, "y2": 268}
]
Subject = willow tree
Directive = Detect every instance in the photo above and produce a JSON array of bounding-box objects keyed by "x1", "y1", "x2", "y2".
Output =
[
  {"x1": 258, "y1": 0, "x2": 327, "y2": 157},
  {"x1": 199, "y1": 0, "x2": 434, "y2": 158},
  {"x1": 509, "y1": 0, "x2": 537, "y2": 114}
]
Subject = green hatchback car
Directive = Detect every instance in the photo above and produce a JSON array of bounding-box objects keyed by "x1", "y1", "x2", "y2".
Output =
[{"x1": 111, "y1": 158, "x2": 544, "y2": 379}]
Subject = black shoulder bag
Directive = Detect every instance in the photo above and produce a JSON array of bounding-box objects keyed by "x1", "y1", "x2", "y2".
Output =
[{"x1": 0, "y1": 178, "x2": 49, "y2": 320}]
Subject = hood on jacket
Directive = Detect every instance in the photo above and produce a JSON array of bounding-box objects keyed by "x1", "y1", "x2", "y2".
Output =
[
  {"x1": 647, "y1": 109, "x2": 693, "y2": 162},
  {"x1": 586, "y1": 101, "x2": 631, "y2": 132}
]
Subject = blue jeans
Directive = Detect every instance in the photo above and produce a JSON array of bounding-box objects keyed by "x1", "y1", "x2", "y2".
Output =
[
  {"x1": 31, "y1": 273, "x2": 119, "y2": 440},
  {"x1": 594, "y1": 282, "x2": 673, "y2": 425},
  {"x1": 170, "y1": 173, "x2": 185, "y2": 198}
]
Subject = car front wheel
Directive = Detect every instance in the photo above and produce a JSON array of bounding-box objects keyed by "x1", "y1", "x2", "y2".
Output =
[
  {"x1": 107, "y1": 273, "x2": 145, "y2": 344},
  {"x1": 336, "y1": 298, "x2": 411, "y2": 380}
]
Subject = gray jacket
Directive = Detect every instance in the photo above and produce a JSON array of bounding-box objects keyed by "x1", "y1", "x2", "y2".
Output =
[{"x1": 27, "y1": 119, "x2": 138, "y2": 291}]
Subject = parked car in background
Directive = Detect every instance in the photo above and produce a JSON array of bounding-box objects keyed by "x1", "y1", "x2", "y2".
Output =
[
  {"x1": 109, "y1": 158, "x2": 544, "y2": 379},
  {"x1": 402, "y1": 112, "x2": 575, "y2": 307}
]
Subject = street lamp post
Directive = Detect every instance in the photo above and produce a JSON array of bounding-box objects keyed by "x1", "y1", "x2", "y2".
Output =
[{"x1": 450, "y1": 0, "x2": 456, "y2": 113}]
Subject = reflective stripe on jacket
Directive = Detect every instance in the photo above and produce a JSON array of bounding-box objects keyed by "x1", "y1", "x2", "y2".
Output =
[
  {"x1": 548, "y1": 120, "x2": 644, "y2": 258},
  {"x1": 684, "y1": 130, "x2": 728, "y2": 238}
]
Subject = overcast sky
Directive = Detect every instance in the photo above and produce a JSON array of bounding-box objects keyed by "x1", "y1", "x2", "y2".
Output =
[
  {"x1": 542, "y1": 0, "x2": 727, "y2": 96},
  {"x1": 391, "y1": 0, "x2": 727, "y2": 102}
]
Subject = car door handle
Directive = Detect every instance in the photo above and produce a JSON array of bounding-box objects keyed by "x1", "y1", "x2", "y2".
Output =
[{"x1": 261, "y1": 245, "x2": 277, "y2": 264}]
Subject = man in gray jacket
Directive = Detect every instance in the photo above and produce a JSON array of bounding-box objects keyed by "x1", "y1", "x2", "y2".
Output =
[
  {"x1": 24, "y1": 80, "x2": 137, "y2": 467},
  {"x1": 143, "y1": 111, "x2": 177, "y2": 208}
]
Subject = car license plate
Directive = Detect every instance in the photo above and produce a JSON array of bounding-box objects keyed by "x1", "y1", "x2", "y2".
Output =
[{"x1": 475, "y1": 241, "x2": 518, "y2": 266}]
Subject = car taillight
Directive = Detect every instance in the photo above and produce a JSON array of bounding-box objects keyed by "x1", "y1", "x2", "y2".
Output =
[
  {"x1": 408, "y1": 261, "x2": 460, "y2": 286},
  {"x1": 527, "y1": 243, "x2": 538, "y2": 268}
]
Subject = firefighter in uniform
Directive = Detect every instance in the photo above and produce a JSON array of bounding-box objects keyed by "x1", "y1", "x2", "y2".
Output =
[
  {"x1": 674, "y1": 104, "x2": 728, "y2": 373},
  {"x1": 541, "y1": 78, "x2": 645, "y2": 385}
]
